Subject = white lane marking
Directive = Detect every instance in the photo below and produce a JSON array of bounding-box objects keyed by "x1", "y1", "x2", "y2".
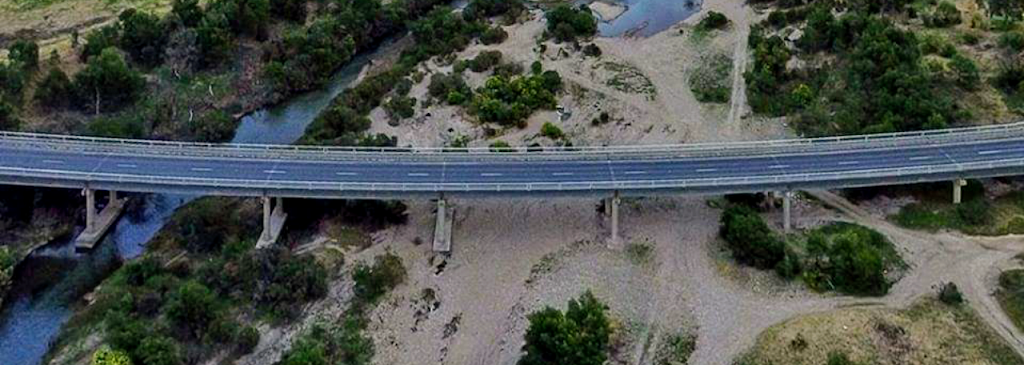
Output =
[
  {"x1": 769, "y1": 164, "x2": 790, "y2": 169},
  {"x1": 978, "y1": 150, "x2": 1004, "y2": 155},
  {"x1": 552, "y1": 172, "x2": 574, "y2": 176},
  {"x1": 696, "y1": 168, "x2": 718, "y2": 173},
  {"x1": 191, "y1": 167, "x2": 213, "y2": 172},
  {"x1": 909, "y1": 156, "x2": 933, "y2": 161},
  {"x1": 407, "y1": 173, "x2": 430, "y2": 177},
  {"x1": 336, "y1": 172, "x2": 358, "y2": 176},
  {"x1": 480, "y1": 173, "x2": 503, "y2": 177},
  {"x1": 117, "y1": 163, "x2": 138, "y2": 168},
  {"x1": 838, "y1": 161, "x2": 860, "y2": 165},
  {"x1": 42, "y1": 159, "x2": 64, "y2": 164},
  {"x1": 623, "y1": 170, "x2": 646, "y2": 175},
  {"x1": 263, "y1": 170, "x2": 286, "y2": 174}
]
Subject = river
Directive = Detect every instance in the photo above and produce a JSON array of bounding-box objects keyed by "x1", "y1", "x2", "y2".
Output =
[
  {"x1": 0, "y1": 43, "x2": 382, "y2": 365},
  {"x1": 595, "y1": 0, "x2": 703, "y2": 38}
]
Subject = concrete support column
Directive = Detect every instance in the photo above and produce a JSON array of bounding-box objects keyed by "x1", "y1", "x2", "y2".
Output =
[
  {"x1": 433, "y1": 197, "x2": 452, "y2": 252},
  {"x1": 85, "y1": 188, "x2": 96, "y2": 231},
  {"x1": 783, "y1": 191, "x2": 793, "y2": 233},
  {"x1": 108, "y1": 190, "x2": 117, "y2": 206},
  {"x1": 953, "y1": 178, "x2": 967, "y2": 204},
  {"x1": 261, "y1": 196, "x2": 272, "y2": 241},
  {"x1": 610, "y1": 190, "x2": 621, "y2": 248}
]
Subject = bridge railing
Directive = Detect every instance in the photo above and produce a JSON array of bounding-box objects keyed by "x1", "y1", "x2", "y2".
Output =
[
  {"x1": 2, "y1": 154, "x2": 1021, "y2": 193},
  {"x1": 2, "y1": 122, "x2": 1024, "y2": 161}
]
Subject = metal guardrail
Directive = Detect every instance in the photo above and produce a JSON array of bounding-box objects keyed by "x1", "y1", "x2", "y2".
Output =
[{"x1": 2, "y1": 121, "x2": 1024, "y2": 159}]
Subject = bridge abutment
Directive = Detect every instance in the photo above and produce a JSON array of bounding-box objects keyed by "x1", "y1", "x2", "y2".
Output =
[
  {"x1": 75, "y1": 189, "x2": 126, "y2": 251},
  {"x1": 257, "y1": 196, "x2": 287, "y2": 249}
]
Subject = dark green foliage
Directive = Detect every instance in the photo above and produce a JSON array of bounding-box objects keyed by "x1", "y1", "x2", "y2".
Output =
[
  {"x1": 469, "y1": 50, "x2": 503, "y2": 72},
  {"x1": 190, "y1": 110, "x2": 237, "y2": 142},
  {"x1": 939, "y1": 282, "x2": 964, "y2": 305},
  {"x1": 719, "y1": 205, "x2": 785, "y2": 269},
  {"x1": 996, "y1": 58, "x2": 1024, "y2": 93},
  {"x1": 236, "y1": 326, "x2": 260, "y2": 354},
  {"x1": 949, "y1": 54, "x2": 981, "y2": 89},
  {"x1": 470, "y1": 71, "x2": 562, "y2": 127},
  {"x1": 0, "y1": 101, "x2": 19, "y2": 131},
  {"x1": 165, "y1": 280, "x2": 220, "y2": 338},
  {"x1": 545, "y1": 5, "x2": 597, "y2": 42},
  {"x1": 384, "y1": 95, "x2": 417, "y2": 120},
  {"x1": 73, "y1": 48, "x2": 146, "y2": 114},
  {"x1": 241, "y1": 246, "x2": 328, "y2": 319},
  {"x1": 999, "y1": 31, "x2": 1024, "y2": 52},
  {"x1": 136, "y1": 335, "x2": 182, "y2": 365},
  {"x1": 118, "y1": 9, "x2": 167, "y2": 67},
  {"x1": 827, "y1": 229, "x2": 888, "y2": 295},
  {"x1": 518, "y1": 291, "x2": 611, "y2": 365},
  {"x1": 81, "y1": 25, "x2": 120, "y2": 61},
  {"x1": 826, "y1": 352, "x2": 860, "y2": 365},
  {"x1": 35, "y1": 67, "x2": 73, "y2": 109},
  {"x1": 923, "y1": 2, "x2": 962, "y2": 28},
  {"x1": 277, "y1": 320, "x2": 373, "y2": 365},
  {"x1": 304, "y1": 105, "x2": 372, "y2": 144},
  {"x1": 196, "y1": 11, "x2": 234, "y2": 67},
  {"x1": 540, "y1": 122, "x2": 564, "y2": 139},
  {"x1": 171, "y1": 0, "x2": 204, "y2": 27},
  {"x1": 463, "y1": 0, "x2": 525, "y2": 21},
  {"x1": 263, "y1": 20, "x2": 356, "y2": 94},
  {"x1": 481, "y1": 26, "x2": 509, "y2": 45},
  {"x1": 494, "y1": 62, "x2": 525, "y2": 78},
  {"x1": 997, "y1": 269, "x2": 1024, "y2": 332},
  {"x1": 745, "y1": 26, "x2": 793, "y2": 115},
  {"x1": 955, "y1": 198, "x2": 993, "y2": 226},
  {"x1": 8, "y1": 40, "x2": 40, "y2": 70},
  {"x1": 168, "y1": 197, "x2": 255, "y2": 253},
  {"x1": 989, "y1": 0, "x2": 1024, "y2": 19},
  {"x1": 272, "y1": 0, "x2": 307, "y2": 22},
  {"x1": 86, "y1": 114, "x2": 146, "y2": 138},
  {"x1": 0, "y1": 61, "x2": 26, "y2": 102},
  {"x1": 582, "y1": 43, "x2": 602, "y2": 57},
  {"x1": 428, "y1": 72, "x2": 472, "y2": 102},
  {"x1": 207, "y1": 0, "x2": 270, "y2": 38},
  {"x1": 352, "y1": 252, "x2": 406, "y2": 308},
  {"x1": 697, "y1": 11, "x2": 730, "y2": 31}
]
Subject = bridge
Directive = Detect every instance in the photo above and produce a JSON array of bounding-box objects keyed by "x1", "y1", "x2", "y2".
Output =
[{"x1": 2, "y1": 123, "x2": 1024, "y2": 251}]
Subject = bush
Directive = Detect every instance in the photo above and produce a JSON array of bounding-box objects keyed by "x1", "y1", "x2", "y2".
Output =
[
  {"x1": 135, "y1": 335, "x2": 182, "y2": 365},
  {"x1": 236, "y1": 326, "x2": 260, "y2": 354},
  {"x1": 697, "y1": 11, "x2": 730, "y2": 31},
  {"x1": 827, "y1": 230, "x2": 888, "y2": 295},
  {"x1": 384, "y1": 96, "x2": 417, "y2": 120},
  {"x1": 0, "y1": 62, "x2": 26, "y2": 102},
  {"x1": 428, "y1": 73, "x2": 472, "y2": 101},
  {"x1": 489, "y1": 140, "x2": 512, "y2": 151},
  {"x1": 191, "y1": 110, "x2": 236, "y2": 142},
  {"x1": 995, "y1": 58, "x2": 1024, "y2": 93},
  {"x1": 545, "y1": 5, "x2": 597, "y2": 42},
  {"x1": 118, "y1": 9, "x2": 167, "y2": 67},
  {"x1": 719, "y1": 205, "x2": 785, "y2": 269},
  {"x1": 0, "y1": 101, "x2": 19, "y2": 131},
  {"x1": 81, "y1": 25, "x2": 121, "y2": 62},
  {"x1": 949, "y1": 54, "x2": 981, "y2": 89},
  {"x1": 171, "y1": 0, "x2": 203, "y2": 27},
  {"x1": 277, "y1": 321, "x2": 373, "y2": 365},
  {"x1": 470, "y1": 72, "x2": 561, "y2": 126},
  {"x1": 999, "y1": 31, "x2": 1024, "y2": 52},
  {"x1": 518, "y1": 291, "x2": 611, "y2": 365},
  {"x1": 582, "y1": 43, "x2": 602, "y2": 57},
  {"x1": 242, "y1": 246, "x2": 328, "y2": 318},
  {"x1": 165, "y1": 280, "x2": 220, "y2": 337},
  {"x1": 464, "y1": 0, "x2": 525, "y2": 21},
  {"x1": 73, "y1": 48, "x2": 146, "y2": 114},
  {"x1": 956, "y1": 198, "x2": 993, "y2": 226},
  {"x1": 87, "y1": 114, "x2": 146, "y2": 139},
  {"x1": 35, "y1": 68, "x2": 73, "y2": 109},
  {"x1": 689, "y1": 53, "x2": 732, "y2": 103},
  {"x1": 469, "y1": 50, "x2": 503, "y2": 72},
  {"x1": 924, "y1": 2, "x2": 962, "y2": 27},
  {"x1": 540, "y1": 122, "x2": 564, "y2": 139},
  {"x1": 352, "y1": 252, "x2": 406, "y2": 307},
  {"x1": 481, "y1": 26, "x2": 509, "y2": 45},
  {"x1": 939, "y1": 282, "x2": 964, "y2": 305},
  {"x1": 8, "y1": 40, "x2": 40, "y2": 70},
  {"x1": 91, "y1": 346, "x2": 132, "y2": 365}
]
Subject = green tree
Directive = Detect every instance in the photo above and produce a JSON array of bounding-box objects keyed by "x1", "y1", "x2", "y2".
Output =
[
  {"x1": 118, "y1": 9, "x2": 167, "y2": 67},
  {"x1": 518, "y1": 291, "x2": 611, "y2": 365},
  {"x1": 8, "y1": 40, "x2": 40, "y2": 70},
  {"x1": 171, "y1": 0, "x2": 203, "y2": 27},
  {"x1": 135, "y1": 336, "x2": 181, "y2": 365},
  {"x1": 719, "y1": 205, "x2": 785, "y2": 269},
  {"x1": 35, "y1": 67, "x2": 73, "y2": 109},
  {"x1": 73, "y1": 48, "x2": 145, "y2": 114},
  {"x1": 0, "y1": 101, "x2": 19, "y2": 131},
  {"x1": 828, "y1": 230, "x2": 888, "y2": 295},
  {"x1": 165, "y1": 280, "x2": 220, "y2": 337},
  {"x1": 91, "y1": 346, "x2": 132, "y2": 365},
  {"x1": 545, "y1": 5, "x2": 597, "y2": 42}
]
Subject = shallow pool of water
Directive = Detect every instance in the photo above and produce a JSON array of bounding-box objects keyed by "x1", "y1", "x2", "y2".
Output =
[{"x1": 597, "y1": 0, "x2": 703, "y2": 38}]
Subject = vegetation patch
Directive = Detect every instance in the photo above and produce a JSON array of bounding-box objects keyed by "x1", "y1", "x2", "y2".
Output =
[
  {"x1": 735, "y1": 298, "x2": 1023, "y2": 365},
  {"x1": 996, "y1": 269, "x2": 1024, "y2": 333},
  {"x1": 688, "y1": 52, "x2": 732, "y2": 104},
  {"x1": 544, "y1": 4, "x2": 598, "y2": 43},
  {"x1": 598, "y1": 61, "x2": 657, "y2": 99},
  {"x1": 518, "y1": 291, "x2": 612, "y2": 365},
  {"x1": 719, "y1": 203, "x2": 905, "y2": 296},
  {"x1": 889, "y1": 180, "x2": 1024, "y2": 235}
]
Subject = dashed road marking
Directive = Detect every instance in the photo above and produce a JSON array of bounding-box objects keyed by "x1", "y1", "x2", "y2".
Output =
[
  {"x1": 407, "y1": 172, "x2": 430, "y2": 177},
  {"x1": 263, "y1": 170, "x2": 286, "y2": 174},
  {"x1": 191, "y1": 167, "x2": 213, "y2": 172},
  {"x1": 623, "y1": 170, "x2": 646, "y2": 175},
  {"x1": 838, "y1": 161, "x2": 860, "y2": 165},
  {"x1": 696, "y1": 168, "x2": 718, "y2": 173},
  {"x1": 909, "y1": 156, "x2": 933, "y2": 161},
  {"x1": 42, "y1": 159, "x2": 64, "y2": 164},
  {"x1": 552, "y1": 172, "x2": 574, "y2": 176},
  {"x1": 978, "y1": 150, "x2": 1004, "y2": 155},
  {"x1": 480, "y1": 173, "x2": 503, "y2": 177},
  {"x1": 769, "y1": 164, "x2": 790, "y2": 169},
  {"x1": 117, "y1": 163, "x2": 138, "y2": 168},
  {"x1": 335, "y1": 172, "x2": 358, "y2": 176}
]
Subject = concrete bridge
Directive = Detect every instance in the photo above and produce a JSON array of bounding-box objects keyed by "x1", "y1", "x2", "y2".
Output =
[{"x1": 1, "y1": 123, "x2": 1023, "y2": 251}]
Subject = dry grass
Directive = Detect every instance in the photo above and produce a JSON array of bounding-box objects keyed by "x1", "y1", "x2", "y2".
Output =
[{"x1": 737, "y1": 299, "x2": 1024, "y2": 365}]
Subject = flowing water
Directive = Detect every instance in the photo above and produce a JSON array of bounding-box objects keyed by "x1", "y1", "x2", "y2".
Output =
[{"x1": 0, "y1": 44, "x2": 381, "y2": 365}]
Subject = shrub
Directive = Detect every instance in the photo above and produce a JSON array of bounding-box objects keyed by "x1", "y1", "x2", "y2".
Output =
[
  {"x1": 236, "y1": 326, "x2": 260, "y2": 354},
  {"x1": 481, "y1": 26, "x2": 509, "y2": 45},
  {"x1": 118, "y1": 9, "x2": 167, "y2": 67},
  {"x1": 826, "y1": 352, "x2": 859, "y2": 365},
  {"x1": 924, "y1": 2, "x2": 962, "y2": 27},
  {"x1": 494, "y1": 62, "x2": 526, "y2": 78},
  {"x1": 352, "y1": 252, "x2": 406, "y2": 307},
  {"x1": 277, "y1": 321, "x2": 373, "y2": 365},
  {"x1": 242, "y1": 247, "x2": 328, "y2": 318},
  {"x1": 540, "y1": 122, "x2": 564, "y2": 139},
  {"x1": 471, "y1": 72, "x2": 560, "y2": 126},
  {"x1": 582, "y1": 43, "x2": 602, "y2": 57},
  {"x1": 428, "y1": 73, "x2": 471, "y2": 101},
  {"x1": 989, "y1": 0, "x2": 1024, "y2": 19},
  {"x1": 999, "y1": 31, "x2": 1024, "y2": 52},
  {"x1": 81, "y1": 25, "x2": 120, "y2": 61},
  {"x1": 995, "y1": 58, "x2": 1024, "y2": 93},
  {"x1": 697, "y1": 11, "x2": 730, "y2": 31},
  {"x1": 8, "y1": 40, "x2": 40, "y2": 70},
  {"x1": 949, "y1": 54, "x2": 981, "y2": 89},
  {"x1": 87, "y1": 114, "x2": 146, "y2": 139},
  {"x1": 171, "y1": 0, "x2": 203, "y2": 27},
  {"x1": 956, "y1": 198, "x2": 993, "y2": 226},
  {"x1": 73, "y1": 48, "x2": 146, "y2": 114},
  {"x1": 464, "y1": 0, "x2": 525, "y2": 21},
  {"x1": 0, "y1": 101, "x2": 19, "y2": 131},
  {"x1": 690, "y1": 53, "x2": 732, "y2": 103},
  {"x1": 827, "y1": 230, "x2": 888, "y2": 295},
  {"x1": 91, "y1": 346, "x2": 132, "y2": 365},
  {"x1": 719, "y1": 205, "x2": 785, "y2": 269},
  {"x1": 545, "y1": 5, "x2": 597, "y2": 42},
  {"x1": 384, "y1": 96, "x2": 417, "y2": 120},
  {"x1": 519, "y1": 291, "x2": 611, "y2": 365},
  {"x1": 135, "y1": 335, "x2": 181, "y2": 365},
  {"x1": 35, "y1": 67, "x2": 73, "y2": 109},
  {"x1": 469, "y1": 50, "x2": 503, "y2": 72},
  {"x1": 0, "y1": 62, "x2": 26, "y2": 101},
  {"x1": 165, "y1": 280, "x2": 220, "y2": 337},
  {"x1": 939, "y1": 282, "x2": 964, "y2": 305},
  {"x1": 489, "y1": 140, "x2": 512, "y2": 151},
  {"x1": 191, "y1": 110, "x2": 236, "y2": 142}
]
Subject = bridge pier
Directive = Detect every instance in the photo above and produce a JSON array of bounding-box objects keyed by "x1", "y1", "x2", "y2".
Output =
[
  {"x1": 783, "y1": 191, "x2": 793, "y2": 233},
  {"x1": 953, "y1": 178, "x2": 967, "y2": 204},
  {"x1": 257, "y1": 196, "x2": 287, "y2": 249},
  {"x1": 75, "y1": 188, "x2": 126, "y2": 251},
  {"x1": 608, "y1": 191, "x2": 621, "y2": 249},
  {"x1": 433, "y1": 197, "x2": 454, "y2": 252}
]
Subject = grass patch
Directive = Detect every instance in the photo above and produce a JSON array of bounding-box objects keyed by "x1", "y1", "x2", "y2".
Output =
[
  {"x1": 997, "y1": 269, "x2": 1024, "y2": 333},
  {"x1": 688, "y1": 52, "x2": 732, "y2": 104},
  {"x1": 597, "y1": 61, "x2": 656, "y2": 99},
  {"x1": 654, "y1": 332, "x2": 696, "y2": 365},
  {"x1": 736, "y1": 298, "x2": 1024, "y2": 365},
  {"x1": 624, "y1": 242, "x2": 654, "y2": 266},
  {"x1": 891, "y1": 183, "x2": 1024, "y2": 235}
]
